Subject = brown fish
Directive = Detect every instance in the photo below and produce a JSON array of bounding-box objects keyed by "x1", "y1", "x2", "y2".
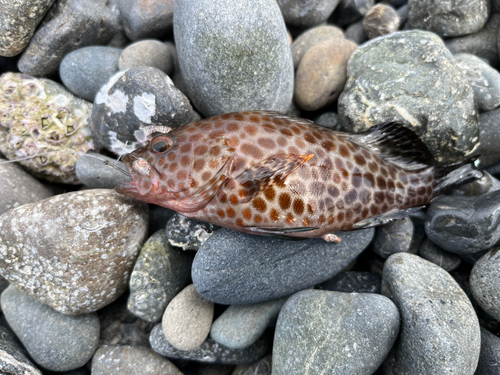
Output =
[{"x1": 116, "y1": 111, "x2": 480, "y2": 242}]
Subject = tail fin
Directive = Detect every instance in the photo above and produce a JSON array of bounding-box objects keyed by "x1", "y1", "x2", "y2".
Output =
[{"x1": 434, "y1": 158, "x2": 483, "y2": 193}]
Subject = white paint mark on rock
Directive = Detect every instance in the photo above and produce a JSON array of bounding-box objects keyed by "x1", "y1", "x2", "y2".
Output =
[{"x1": 133, "y1": 93, "x2": 156, "y2": 123}]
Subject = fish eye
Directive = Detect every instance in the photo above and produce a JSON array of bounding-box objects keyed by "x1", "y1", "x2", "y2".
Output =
[{"x1": 152, "y1": 140, "x2": 169, "y2": 153}]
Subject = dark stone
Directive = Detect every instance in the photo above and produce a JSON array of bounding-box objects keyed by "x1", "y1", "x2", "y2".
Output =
[
  {"x1": 0, "y1": 158, "x2": 53, "y2": 216},
  {"x1": 273, "y1": 289, "x2": 399, "y2": 375},
  {"x1": 452, "y1": 171, "x2": 500, "y2": 196},
  {"x1": 149, "y1": 324, "x2": 270, "y2": 364},
  {"x1": 372, "y1": 217, "x2": 416, "y2": 259},
  {"x1": 475, "y1": 327, "x2": 500, "y2": 375},
  {"x1": 425, "y1": 191, "x2": 500, "y2": 254},
  {"x1": 314, "y1": 111, "x2": 344, "y2": 131},
  {"x1": 91, "y1": 66, "x2": 200, "y2": 155},
  {"x1": 166, "y1": 213, "x2": 220, "y2": 251},
  {"x1": 0, "y1": 0, "x2": 56, "y2": 57},
  {"x1": 318, "y1": 271, "x2": 382, "y2": 293},
  {"x1": 174, "y1": 0, "x2": 294, "y2": 117},
  {"x1": 18, "y1": 0, "x2": 120, "y2": 76},
  {"x1": 60, "y1": 46, "x2": 122, "y2": 102},
  {"x1": 192, "y1": 227, "x2": 374, "y2": 305},
  {"x1": 232, "y1": 355, "x2": 271, "y2": 375},
  {"x1": 345, "y1": 20, "x2": 368, "y2": 45},
  {"x1": 476, "y1": 109, "x2": 500, "y2": 168},
  {"x1": 148, "y1": 204, "x2": 176, "y2": 234},
  {"x1": 118, "y1": 0, "x2": 174, "y2": 41},
  {"x1": 276, "y1": 0, "x2": 341, "y2": 28},
  {"x1": 339, "y1": 30, "x2": 479, "y2": 164},
  {"x1": 1, "y1": 285, "x2": 100, "y2": 372},
  {"x1": 0, "y1": 325, "x2": 42, "y2": 374},
  {"x1": 128, "y1": 230, "x2": 193, "y2": 323},
  {"x1": 382, "y1": 253, "x2": 480, "y2": 374},
  {"x1": 75, "y1": 151, "x2": 132, "y2": 189},
  {"x1": 335, "y1": 0, "x2": 375, "y2": 26},
  {"x1": 418, "y1": 237, "x2": 461, "y2": 272}
]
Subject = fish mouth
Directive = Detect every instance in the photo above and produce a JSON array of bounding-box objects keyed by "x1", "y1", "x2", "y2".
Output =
[{"x1": 115, "y1": 180, "x2": 140, "y2": 196}]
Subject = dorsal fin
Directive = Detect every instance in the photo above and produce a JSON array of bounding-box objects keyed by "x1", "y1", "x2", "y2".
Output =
[{"x1": 344, "y1": 122, "x2": 434, "y2": 170}]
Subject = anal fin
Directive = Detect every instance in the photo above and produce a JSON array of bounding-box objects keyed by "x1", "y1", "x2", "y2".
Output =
[
  {"x1": 244, "y1": 226, "x2": 320, "y2": 238},
  {"x1": 352, "y1": 206, "x2": 425, "y2": 229}
]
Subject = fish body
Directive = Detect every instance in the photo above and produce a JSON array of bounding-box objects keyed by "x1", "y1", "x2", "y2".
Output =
[{"x1": 116, "y1": 111, "x2": 478, "y2": 241}]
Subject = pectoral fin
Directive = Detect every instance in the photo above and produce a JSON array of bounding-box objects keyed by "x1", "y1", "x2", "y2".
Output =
[{"x1": 352, "y1": 206, "x2": 425, "y2": 229}]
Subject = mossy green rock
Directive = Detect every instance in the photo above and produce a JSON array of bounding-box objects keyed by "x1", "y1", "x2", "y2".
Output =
[{"x1": 174, "y1": 0, "x2": 293, "y2": 117}]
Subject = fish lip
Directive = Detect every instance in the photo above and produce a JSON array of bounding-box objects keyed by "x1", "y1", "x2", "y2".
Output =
[{"x1": 115, "y1": 180, "x2": 139, "y2": 195}]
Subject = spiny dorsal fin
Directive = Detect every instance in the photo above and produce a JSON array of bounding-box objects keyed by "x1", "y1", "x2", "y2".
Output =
[{"x1": 345, "y1": 122, "x2": 434, "y2": 171}]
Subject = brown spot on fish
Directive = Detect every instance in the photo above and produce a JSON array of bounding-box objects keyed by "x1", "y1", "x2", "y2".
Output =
[
  {"x1": 252, "y1": 197, "x2": 267, "y2": 212},
  {"x1": 222, "y1": 114, "x2": 231, "y2": 120},
  {"x1": 288, "y1": 146, "x2": 300, "y2": 154},
  {"x1": 258, "y1": 138, "x2": 276, "y2": 149},
  {"x1": 209, "y1": 160, "x2": 219, "y2": 170},
  {"x1": 236, "y1": 218, "x2": 244, "y2": 226},
  {"x1": 328, "y1": 185, "x2": 340, "y2": 198},
  {"x1": 279, "y1": 192, "x2": 291, "y2": 210},
  {"x1": 318, "y1": 215, "x2": 326, "y2": 224},
  {"x1": 377, "y1": 177, "x2": 386, "y2": 189},
  {"x1": 280, "y1": 128, "x2": 293, "y2": 137},
  {"x1": 250, "y1": 116, "x2": 260, "y2": 123},
  {"x1": 322, "y1": 140, "x2": 336, "y2": 151},
  {"x1": 243, "y1": 208, "x2": 252, "y2": 220},
  {"x1": 217, "y1": 209, "x2": 225, "y2": 218},
  {"x1": 241, "y1": 143, "x2": 263, "y2": 158},
  {"x1": 354, "y1": 154, "x2": 366, "y2": 166},
  {"x1": 352, "y1": 173, "x2": 362, "y2": 188},
  {"x1": 202, "y1": 171, "x2": 211, "y2": 181},
  {"x1": 168, "y1": 152, "x2": 176, "y2": 161},
  {"x1": 375, "y1": 191, "x2": 385, "y2": 203},
  {"x1": 227, "y1": 207, "x2": 236, "y2": 217},
  {"x1": 264, "y1": 186, "x2": 276, "y2": 201},
  {"x1": 193, "y1": 159, "x2": 204, "y2": 172},
  {"x1": 387, "y1": 180, "x2": 396, "y2": 192},
  {"x1": 180, "y1": 155, "x2": 191, "y2": 167},
  {"x1": 370, "y1": 204, "x2": 378, "y2": 215},
  {"x1": 364, "y1": 172, "x2": 375, "y2": 188},
  {"x1": 210, "y1": 146, "x2": 221, "y2": 156},
  {"x1": 328, "y1": 216, "x2": 335, "y2": 225},
  {"x1": 270, "y1": 208, "x2": 279, "y2": 222},
  {"x1": 245, "y1": 125, "x2": 257, "y2": 135},
  {"x1": 295, "y1": 138, "x2": 306, "y2": 148},
  {"x1": 194, "y1": 145, "x2": 208, "y2": 156},
  {"x1": 234, "y1": 113, "x2": 245, "y2": 121},
  {"x1": 369, "y1": 162, "x2": 379, "y2": 173},
  {"x1": 177, "y1": 171, "x2": 187, "y2": 180},
  {"x1": 277, "y1": 136, "x2": 287, "y2": 147},
  {"x1": 344, "y1": 189, "x2": 357, "y2": 205},
  {"x1": 273, "y1": 118, "x2": 283, "y2": 126},
  {"x1": 291, "y1": 126, "x2": 301, "y2": 135},
  {"x1": 181, "y1": 143, "x2": 191, "y2": 153},
  {"x1": 337, "y1": 212, "x2": 345, "y2": 222},
  {"x1": 169, "y1": 163, "x2": 178, "y2": 172},
  {"x1": 286, "y1": 213, "x2": 295, "y2": 224},
  {"x1": 339, "y1": 145, "x2": 350, "y2": 157},
  {"x1": 293, "y1": 198, "x2": 305, "y2": 215},
  {"x1": 304, "y1": 133, "x2": 316, "y2": 144}
]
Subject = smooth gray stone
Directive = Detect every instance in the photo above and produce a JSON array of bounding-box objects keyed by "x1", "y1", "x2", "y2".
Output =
[
  {"x1": 1, "y1": 285, "x2": 100, "y2": 372},
  {"x1": 164, "y1": 41, "x2": 189, "y2": 97},
  {"x1": 0, "y1": 325, "x2": 42, "y2": 374},
  {"x1": 477, "y1": 109, "x2": 500, "y2": 168},
  {"x1": 91, "y1": 66, "x2": 200, "y2": 155},
  {"x1": 418, "y1": 237, "x2": 461, "y2": 272},
  {"x1": 372, "y1": 217, "x2": 415, "y2": 259},
  {"x1": 455, "y1": 53, "x2": 500, "y2": 112},
  {"x1": 475, "y1": 327, "x2": 500, "y2": 375},
  {"x1": 470, "y1": 246, "x2": 500, "y2": 322},
  {"x1": 425, "y1": 191, "x2": 500, "y2": 254},
  {"x1": 452, "y1": 171, "x2": 500, "y2": 196},
  {"x1": 210, "y1": 298, "x2": 286, "y2": 349},
  {"x1": 291, "y1": 25, "x2": 344, "y2": 68},
  {"x1": 75, "y1": 151, "x2": 132, "y2": 189},
  {"x1": 192, "y1": 227, "x2": 374, "y2": 305},
  {"x1": 92, "y1": 345, "x2": 182, "y2": 375},
  {"x1": 276, "y1": 0, "x2": 341, "y2": 28},
  {"x1": 397, "y1": 4, "x2": 409, "y2": 26},
  {"x1": 382, "y1": 253, "x2": 480, "y2": 374},
  {"x1": 174, "y1": 0, "x2": 294, "y2": 117},
  {"x1": 232, "y1": 355, "x2": 272, "y2": 375},
  {"x1": 149, "y1": 205, "x2": 176, "y2": 234},
  {"x1": 408, "y1": 0, "x2": 489, "y2": 37},
  {"x1": 318, "y1": 271, "x2": 382, "y2": 293},
  {"x1": 344, "y1": 20, "x2": 368, "y2": 45},
  {"x1": 445, "y1": 14, "x2": 500, "y2": 67},
  {"x1": 0, "y1": 158, "x2": 53, "y2": 216},
  {"x1": 273, "y1": 289, "x2": 399, "y2": 375},
  {"x1": 314, "y1": 111, "x2": 344, "y2": 131},
  {"x1": 166, "y1": 213, "x2": 220, "y2": 251},
  {"x1": 118, "y1": 0, "x2": 174, "y2": 41},
  {"x1": 0, "y1": 0, "x2": 56, "y2": 57},
  {"x1": 60, "y1": 46, "x2": 122, "y2": 102},
  {"x1": 150, "y1": 324, "x2": 269, "y2": 364},
  {"x1": 119, "y1": 39, "x2": 173, "y2": 74},
  {"x1": 18, "y1": 0, "x2": 119, "y2": 75},
  {"x1": 128, "y1": 230, "x2": 193, "y2": 323},
  {"x1": 339, "y1": 30, "x2": 478, "y2": 165},
  {"x1": 335, "y1": 0, "x2": 374, "y2": 26}
]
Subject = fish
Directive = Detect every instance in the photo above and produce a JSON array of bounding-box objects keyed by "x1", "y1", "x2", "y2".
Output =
[{"x1": 115, "y1": 110, "x2": 481, "y2": 242}]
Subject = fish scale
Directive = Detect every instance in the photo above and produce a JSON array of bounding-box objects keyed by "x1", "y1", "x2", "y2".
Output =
[{"x1": 116, "y1": 110, "x2": 477, "y2": 242}]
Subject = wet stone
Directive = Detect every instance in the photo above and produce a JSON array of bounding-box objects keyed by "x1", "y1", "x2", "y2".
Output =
[
  {"x1": 335, "y1": 0, "x2": 375, "y2": 26},
  {"x1": 210, "y1": 298, "x2": 286, "y2": 349},
  {"x1": 150, "y1": 324, "x2": 270, "y2": 364},
  {"x1": 162, "y1": 284, "x2": 214, "y2": 351},
  {"x1": 59, "y1": 46, "x2": 122, "y2": 102},
  {"x1": 276, "y1": 0, "x2": 341, "y2": 28},
  {"x1": 192, "y1": 227, "x2": 374, "y2": 305},
  {"x1": 165, "y1": 41, "x2": 189, "y2": 97},
  {"x1": 418, "y1": 237, "x2": 461, "y2": 272},
  {"x1": 455, "y1": 53, "x2": 500, "y2": 112},
  {"x1": 92, "y1": 345, "x2": 183, "y2": 375},
  {"x1": 318, "y1": 271, "x2": 382, "y2": 294},
  {"x1": 128, "y1": 230, "x2": 193, "y2": 323},
  {"x1": 477, "y1": 110, "x2": 500, "y2": 168},
  {"x1": 425, "y1": 191, "x2": 500, "y2": 254},
  {"x1": 166, "y1": 213, "x2": 220, "y2": 251},
  {"x1": 174, "y1": 0, "x2": 294, "y2": 117},
  {"x1": 0, "y1": 159, "x2": 53, "y2": 216},
  {"x1": 0, "y1": 189, "x2": 149, "y2": 314},
  {"x1": 339, "y1": 30, "x2": 479, "y2": 164},
  {"x1": 119, "y1": 39, "x2": 173, "y2": 74},
  {"x1": 372, "y1": 217, "x2": 416, "y2": 259},
  {"x1": 273, "y1": 289, "x2": 400, "y2": 375},
  {"x1": 0, "y1": 325, "x2": 42, "y2": 375},
  {"x1": 291, "y1": 25, "x2": 344, "y2": 69},
  {"x1": 149, "y1": 204, "x2": 176, "y2": 234},
  {"x1": 75, "y1": 151, "x2": 133, "y2": 189},
  {"x1": 475, "y1": 327, "x2": 500, "y2": 375},
  {"x1": 363, "y1": 4, "x2": 400, "y2": 39},
  {"x1": 1, "y1": 285, "x2": 100, "y2": 372},
  {"x1": 314, "y1": 111, "x2": 344, "y2": 131},
  {"x1": 232, "y1": 355, "x2": 272, "y2": 375},
  {"x1": 382, "y1": 253, "x2": 480, "y2": 374},
  {"x1": 0, "y1": 0, "x2": 56, "y2": 57},
  {"x1": 452, "y1": 171, "x2": 500, "y2": 196},
  {"x1": 118, "y1": 0, "x2": 175, "y2": 41},
  {"x1": 91, "y1": 66, "x2": 200, "y2": 155},
  {"x1": 344, "y1": 20, "x2": 368, "y2": 45},
  {"x1": 18, "y1": 0, "x2": 120, "y2": 76}
]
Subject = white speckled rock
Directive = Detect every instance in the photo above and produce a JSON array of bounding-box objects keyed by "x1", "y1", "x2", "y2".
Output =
[
  {"x1": 162, "y1": 284, "x2": 214, "y2": 350},
  {"x1": 0, "y1": 189, "x2": 149, "y2": 314}
]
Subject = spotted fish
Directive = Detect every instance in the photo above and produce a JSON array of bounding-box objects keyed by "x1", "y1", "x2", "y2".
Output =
[{"x1": 116, "y1": 111, "x2": 481, "y2": 242}]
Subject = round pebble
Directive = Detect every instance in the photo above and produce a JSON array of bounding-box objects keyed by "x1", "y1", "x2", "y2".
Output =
[
  {"x1": 318, "y1": 271, "x2": 382, "y2": 294},
  {"x1": 475, "y1": 327, "x2": 500, "y2": 374},
  {"x1": 344, "y1": 20, "x2": 368, "y2": 45},
  {"x1": 335, "y1": 0, "x2": 375, "y2": 26},
  {"x1": 0, "y1": 324, "x2": 42, "y2": 374},
  {"x1": 174, "y1": 0, "x2": 294, "y2": 117},
  {"x1": 118, "y1": 39, "x2": 173, "y2": 74},
  {"x1": 276, "y1": 0, "x2": 341, "y2": 28},
  {"x1": 232, "y1": 355, "x2": 272, "y2": 375},
  {"x1": 314, "y1": 111, "x2": 344, "y2": 131},
  {"x1": 0, "y1": 189, "x2": 149, "y2": 314},
  {"x1": 273, "y1": 289, "x2": 400, "y2": 375},
  {"x1": 477, "y1": 109, "x2": 500, "y2": 168},
  {"x1": 470, "y1": 246, "x2": 500, "y2": 322},
  {"x1": 128, "y1": 230, "x2": 193, "y2": 323},
  {"x1": 363, "y1": 4, "x2": 400, "y2": 39},
  {"x1": 418, "y1": 237, "x2": 461, "y2": 272},
  {"x1": 295, "y1": 38, "x2": 357, "y2": 111},
  {"x1": 1, "y1": 285, "x2": 100, "y2": 372},
  {"x1": 166, "y1": 213, "x2": 220, "y2": 251},
  {"x1": 372, "y1": 217, "x2": 416, "y2": 259},
  {"x1": 162, "y1": 284, "x2": 214, "y2": 351},
  {"x1": 382, "y1": 253, "x2": 480, "y2": 374},
  {"x1": 192, "y1": 227, "x2": 374, "y2": 305}
]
